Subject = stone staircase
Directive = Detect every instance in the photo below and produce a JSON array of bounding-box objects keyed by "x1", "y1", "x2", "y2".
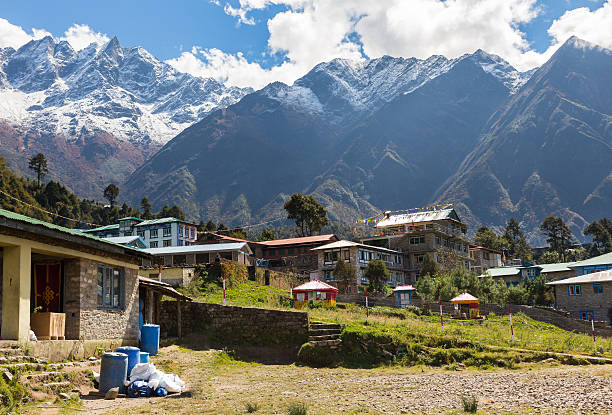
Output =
[
  {"x1": 308, "y1": 322, "x2": 344, "y2": 349},
  {"x1": 0, "y1": 341, "x2": 99, "y2": 396}
]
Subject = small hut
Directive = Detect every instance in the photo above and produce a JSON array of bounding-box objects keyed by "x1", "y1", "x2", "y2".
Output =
[
  {"x1": 392, "y1": 285, "x2": 416, "y2": 308},
  {"x1": 292, "y1": 280, "x2": 338, "y2": 308},
  {"x1": 450, "y1": 292, "x2": 480, "y2": 319}
]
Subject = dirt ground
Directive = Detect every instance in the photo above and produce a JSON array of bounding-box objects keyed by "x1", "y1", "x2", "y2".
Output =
[{"x1": 52, "y1": 345, "x2": 609, "y2": 415}]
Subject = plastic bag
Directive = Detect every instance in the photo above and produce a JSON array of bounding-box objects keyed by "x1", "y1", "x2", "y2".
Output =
[
  {"x1": 154, "y1": 387, "x2": 168, "y2": 397},
  {"x1": 127, "y1": 380, "x2": 152, "y2": 398},
  {"x1": 159, "y1": 374, "x2": 185, "y2": 393},
  {"x1": 29, "y1": 330, "x2": 37, "y2": 342},
  {"x1": 147, "y1": 369, "x2": 165, "y2": 390},
  {"x1": 130, "y1": 363, "x2": 156, "y2": 381}
]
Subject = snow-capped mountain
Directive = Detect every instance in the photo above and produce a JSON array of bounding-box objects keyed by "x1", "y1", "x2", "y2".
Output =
[
  {"x1": 257, "y1": 51, "x2": 532, "y2": 125},
  {"x1": 0, "y1": 36, "x2": 251, "y2": 144}
]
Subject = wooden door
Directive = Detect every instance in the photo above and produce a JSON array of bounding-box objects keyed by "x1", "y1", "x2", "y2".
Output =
[{"x1": 33, "y1": 262, "x2": 62, "y2": 312}]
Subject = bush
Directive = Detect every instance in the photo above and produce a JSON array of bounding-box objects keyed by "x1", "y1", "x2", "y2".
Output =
[
  {"x1": 245, "y1": 401, "x2": 260, "y2": 413},
  {"x1": 461, "y1": 395, "x2": 478, "y2": 413},
  {"x1": 297, "y1": 342, "x2": 340, "y2": 367},
  {"x1": 0, "y1": 375, "x2": 27, "y2": 413},
  {"x1": 287, "y1": 402, "x2": 308, "y2": 415}
]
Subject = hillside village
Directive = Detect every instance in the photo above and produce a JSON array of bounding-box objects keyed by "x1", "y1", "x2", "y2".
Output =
[{"x1": 0, "y1": 3, "x2": 611, "y2": 413}]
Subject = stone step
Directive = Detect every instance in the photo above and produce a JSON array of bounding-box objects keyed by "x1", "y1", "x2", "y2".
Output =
[
  {"x1": 42, "y1": 381, "x2": 71, "y2": 390},
  {"x1": 0, "y1": 341, "x2": 19, "y2": 349},
  {"x1": 0, "y1": 355, "x2": 39, "y2": 364},
  {"x1": 308, "y1": 328, "x2": 341, "y2": 336},
  {"x1": 310, "y1": 322, "x2": 343, "y2": 330},
  {"x1": 23, "y1": 371, "x2": 64, "y2": 382},
  {"x1": 0, "y1": 348, "x2": 23, "y2": 356},
  {"x1": 0, "y1": 362, "x2": 47, "y2": 372},
  {"x1": 309, "y1": 339, "x2": 342, "y2": 347},
  {"x1": 308, "y1": 334, "x2": 341, "y2": 342}
]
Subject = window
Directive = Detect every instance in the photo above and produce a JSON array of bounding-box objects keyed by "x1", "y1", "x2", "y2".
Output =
[
  {"x1": 150, "y1": 229, "x2": 158, "y2": 238},
  {"x1": 288, "y1": 247, "x2": 295, "y2": 255},
  {"x1": 593, "y1": 284, "x2": 603, "y2": 294},
  {"x1": 410, "y1": 236, "x2": 425, "y2": 245},
  {"x1": 343, "y1": 250, "x2": 350, "y2": 261},
  {"x1": 190, "y1": 228, "x2": 195, "y2": 239},
  {"x1": 162, "y1": 227, "x2": 171, "y2": 237},
  {"x1": 137, "y1": 230, "x2": 145, "y2": 238},
  {"x1": 579, "y1": 311, "x2": 594, "y2": 321},
  {"x1": 324, "y1": 270, "x2": 333, "y2": 281},
  {"x1": 568, "y1": 284, "x2": 582, "y2": 296},
  {"x1": 150, "y1": 241, "x2": 158, "y2": 248},
  {"x1": 435, "y1": 236, "x2": 440, "y2": 245},
  {"x1": 415, "y1": 254, "x2": 424, "y2": 263},
  {"x1": 97, "y1": 265, "x2": 124, "y2": 309},
  {"x1": 163, "y1": 239, "x2": 172, "y2": 247},
  {"x1": 297, "y1": 292, "x2": 305, "y2": 302}
]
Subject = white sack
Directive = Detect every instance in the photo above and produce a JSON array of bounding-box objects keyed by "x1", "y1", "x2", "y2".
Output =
[
  {"x1": 29, "y1": 330, "x2": 37, "y2": 342},
  {"x1": 147, "y1": 369, "x2": 165, "y2": 390},
  {"x1": 159, "y1": 374, "x2": 185, "y2": 393},
  {"x1": 129, "y1": 362, "x2": 157, "y2": 381}
]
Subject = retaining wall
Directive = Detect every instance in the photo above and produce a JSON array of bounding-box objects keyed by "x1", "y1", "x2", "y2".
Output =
[{"x1": 160, "y1": 301, "x2": 309, "y2": 346}]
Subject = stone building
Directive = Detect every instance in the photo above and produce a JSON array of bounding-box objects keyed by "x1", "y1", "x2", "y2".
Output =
[
  {"x1": 310, "y1": 240, "x2": 407, "y2": 293},
  {"x1": 360, "y1": 208, "x2": 472, "y2": 283},
  {"x1": 547, "y1": 270, "x2": 612, "y2": 322},
  {"x1": 479, "y1": 262, "x2": 576, "y2": 286},
  {"x1": 469, "y1": 245, "x2": 503, "y2": 274},
  {"x1": 0, "y1": 208, "x2": 150, "y2": 342}
]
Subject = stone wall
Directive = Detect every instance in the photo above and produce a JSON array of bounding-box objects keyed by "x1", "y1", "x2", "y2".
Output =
[
  {"x1": 337, "y1": 293, "x2": 397, "y2": 307},
  {"x1": 64, "y1": 258, "x2": 139, "y2": 341},
  {"x1": 254, "y1": 267, "x2": 302, "y2": 290},
  {"x1": 553, "y1": 281, "x2": 612, "y2": 322},
  {"x1": 160, "y1": 301, "x2": 309, "y2": 346}
]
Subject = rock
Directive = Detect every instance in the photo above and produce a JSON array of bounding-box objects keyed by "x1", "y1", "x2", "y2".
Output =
[
  {"x1": 58, "y1": 392, "x2": 71, "y2": 400},
  {"x1": 105, "y1": 387, "x2": 119, "y2": 400},
  {"x1": 89, "y1": 356, "x2": 98, "y2": 361},
  {"x1": 2, "y1": 371, "x2": 12, "y2": 382}
]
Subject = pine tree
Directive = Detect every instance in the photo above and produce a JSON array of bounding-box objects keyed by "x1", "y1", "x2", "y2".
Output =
[{"x1": 28, "y1": 153, "x2": 48, "y2": 187}]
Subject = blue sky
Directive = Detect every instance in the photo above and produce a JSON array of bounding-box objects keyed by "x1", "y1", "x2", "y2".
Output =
[{"x1": 1, "y1": 1, "x2": 610, "y2": 88}]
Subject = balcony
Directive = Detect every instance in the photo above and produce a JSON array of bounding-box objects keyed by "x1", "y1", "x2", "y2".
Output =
[{"x1": 376, "y1": 222, "x2": 467, "y2": 239}]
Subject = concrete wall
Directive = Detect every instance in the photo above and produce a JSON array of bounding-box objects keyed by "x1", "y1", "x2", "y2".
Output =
[
  {"x1": 553, "y1": 281, "x2": 612, "y2": 322},
  {"x1": 160, "y1": 302, "x2": 309, "y2": 346}
]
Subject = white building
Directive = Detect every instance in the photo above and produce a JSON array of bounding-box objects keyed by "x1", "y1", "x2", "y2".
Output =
[{"x1": 84, "y1": 216, "x2": 197, "y2": 248}]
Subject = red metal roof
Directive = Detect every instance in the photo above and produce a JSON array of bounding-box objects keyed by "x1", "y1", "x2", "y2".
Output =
[
  {"x1": 392, "y1": 285, "x2": 416, "y2": 291},
  {"x1": 293, "y1": 280, "x2": 339, "y2": 292},
  {"x1": 257, "y1": 234, "x2": 339, "y2": 247}
]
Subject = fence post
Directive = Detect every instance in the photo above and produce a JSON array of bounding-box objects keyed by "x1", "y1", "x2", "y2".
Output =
[
  {"x1": 508, "y1": 304, "x2": 514, "y2": 344},
  {"x1": 591, "y1": 318, "x2": 597, "y2": 354},
  {"x1": 223, "y1": 277, "x2": 226, "y2": 306},
  {"x1": 365, "y1": 287, "x2": 369, "y2": 325},
  {"x1": 439, "y1": 300, "x2": 444, "y2": 330}
]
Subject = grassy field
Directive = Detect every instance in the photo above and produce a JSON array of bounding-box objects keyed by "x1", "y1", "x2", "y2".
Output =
[{"x1": 182, "y1": 281, "x2": 611, "y2": 362}]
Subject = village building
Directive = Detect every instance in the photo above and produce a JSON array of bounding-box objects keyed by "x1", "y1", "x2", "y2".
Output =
[
  {"x1": 393, "y1": 285, "x2": 416, "y2": 308},
  {"x1": 292, "y1": 280, "x2": 338, "y2": 308},
  {"x1": 0, "y1": 208, "x2": 151, "y2": 343},
  {"x1": 568, "y1": 251, "x2": 612, "y2": 275},
  {"x1": 254, "y1": 234, "x2": 339, "y2": 272},
  {"x1": 310, "y1": 240, "x2": 407, "y2": 293},
  {"x1": 83, "y1": 217, "x2": 198, "y2": 248},
  {"x1": 360, "y1": 208, "x2": 472, "y2": 283},
  {"x1": 140, "y1": 242, "x2": 253, "y2": 286},
  {"x1": 469, "y1": 245, "x2": 503, "y2": 274},
  {"x1": 547, "y1": 270, "x2": 612, "y2": 322},
  {"x1": 103, "y1": 235, "x2": 149, "y2": 249},
  {"x1": 479, "y1": 262, "x2": 575, "y2": 286}
]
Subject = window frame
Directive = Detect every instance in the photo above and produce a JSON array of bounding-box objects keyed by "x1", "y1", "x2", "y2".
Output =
[
  {"x1": 97, "y1": 265, "x2": 125, "y2": 310},
  {"x1": 593, "y1": 283, "x2": 603, "y2": 294}
]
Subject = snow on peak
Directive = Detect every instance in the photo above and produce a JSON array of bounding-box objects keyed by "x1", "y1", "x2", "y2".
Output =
[{"x1": 0, "y1": 36, "x2": 252, "y2": 144}]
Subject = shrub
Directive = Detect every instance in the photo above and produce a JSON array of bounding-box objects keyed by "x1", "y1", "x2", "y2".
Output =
[
  {"x1": 245, "y1": 401, "x2": 260, "y2": 413},
  {"x1": 297, "y1": 342, "x2": 340, "y2": 367},
  {"x1": 0, "y1": 375, "x2": 27, "y2": 413},
  {"x1": 461, "y1": 395, "x2": 478, "y2": 413},
  {"x1": 287, "y1": 402, "x2": 308, "y2": 415}
]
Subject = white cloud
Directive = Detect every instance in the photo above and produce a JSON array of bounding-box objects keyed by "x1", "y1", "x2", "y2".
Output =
[
  {"x1": 0, "y1": 18, "x2": 51, "y2": 49},
  {"x1": 60, "y1": 24, "x2": 110, "y2": 51},
  {"x1": 547, "y1": 1, "x2": 612, "y2": 49},
  {"x1": 171, "y1": 0, "x2": 547, "y2": 88}
]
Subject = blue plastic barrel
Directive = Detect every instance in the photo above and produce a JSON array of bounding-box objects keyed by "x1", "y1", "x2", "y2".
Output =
[
  {"x1": 139, "y1": 351, "x2": 149, "y2": 363},
  {"x1": 141, "y1": 324, "x2": 160, "y2": 356},
  {"x1": 115, "y1": 346, "x2": 140, "y2": 376},
  {"x1": 99, "y1": 352, "x2": 128, "y2": 393}
]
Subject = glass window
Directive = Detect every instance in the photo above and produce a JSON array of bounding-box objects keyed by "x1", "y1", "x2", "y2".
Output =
[
  {"x1": 163, "y1": 227, "x2": 171, "y2": 237},
  {"x1": 150, "y1": 229, "x2": 158, "y2": 238},
  {"x1": 97, "y1": 265, "x2": 123, "y2": 309},
  {"x1": 163, "y1": 239, "x2": 172, "y2": 247},
  {"x1": 593, "y1": 284, "x2": 603, "y2": 294},
  {"x1": 150, "y1": 241, "x2": 158, "y2": 248},
  {"x1": 137, "y1": 230, "x2": 145, "y2": 238}
]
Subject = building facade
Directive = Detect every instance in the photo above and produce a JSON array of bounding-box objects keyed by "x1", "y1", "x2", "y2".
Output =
[
  {"x1": 569, "y1": 252, "x2": 612, "y2": 276},
  {"x1": 311, "y1": 240, "x2": 408, "y2": 293},
  {"x1": 469, "y1": 245, "x2": 503, "y2": 275},
  {"x1": 480, "y1": 262, "x2": 576, "y2": 287},
  {"x1": 84, "y1": 217, "x2": 198, "y2": 248},
  {"x1": 254, "y1": 234, "x2": 339, "y2": 273},
  {"x1": 547, "y1": 270, "x2": 612, "y2": 322},
  {"x1": 0, "y1": 209, "x2": 149, "y2": 342},
  {"x1": 360, "y1": 209, "x2": 472, "y2": 283}
]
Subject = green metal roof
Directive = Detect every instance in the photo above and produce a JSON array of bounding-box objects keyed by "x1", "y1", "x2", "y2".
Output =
[
  {"x1": 538, "y1": 262, "x2": 574, "y2": 273},
  {"x1": 0, "y1": 208, "x2": 144, "y2": 255},
  {"x1": 479, "y1": 267, "x2": 519, "y2": 278},
  {"x1": 135, "y1": 217, "x2": 195, "y2": 227},
  {"x1": 81, "y1": 223, "x2": 120, "y2": 232},
  {"x1": 569, "y1": 251, "x2": 612, "y2": 268},
  {"x1": 118, "y1": 217, "x2": 143, "y2": 222}
]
